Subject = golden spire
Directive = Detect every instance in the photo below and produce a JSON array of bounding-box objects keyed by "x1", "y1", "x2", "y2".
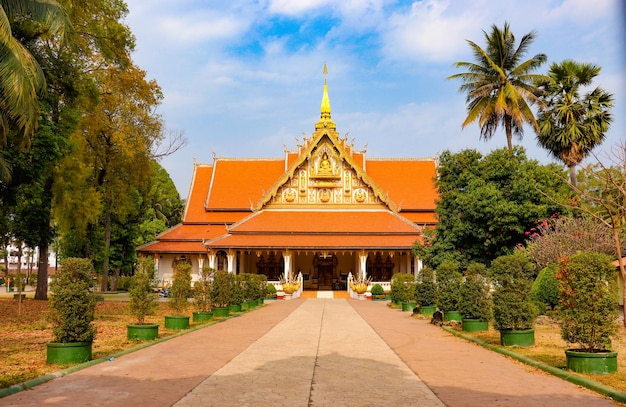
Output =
[{"x1": 316, "y1": 63, "x2": 336, "y2": 131}]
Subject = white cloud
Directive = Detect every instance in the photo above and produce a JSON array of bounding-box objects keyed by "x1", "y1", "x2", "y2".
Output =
[
  {"x1": 382, "y1": 0, "x2": 484, "y2": 62},
  {"x1": 268, "y1": 0, "x2": 334, "y2": 15},
  {"x1": 157, "y1": 12, "x2": 249, "y2": 45}
]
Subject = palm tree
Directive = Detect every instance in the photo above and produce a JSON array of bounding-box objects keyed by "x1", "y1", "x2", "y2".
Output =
[
  {"x1": 0, "y1": 0, "x2": 68, "y2": 179},
  {"x1": 536, "y1": 59, "x2": 613, "y2": 186},
  {"x1": 448, "y1": 22, "x2": 547, "y2": 151}
]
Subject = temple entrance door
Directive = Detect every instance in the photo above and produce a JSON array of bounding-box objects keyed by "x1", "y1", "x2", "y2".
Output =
[
  {"x1": 318, "y1": 265, "x2": 334, "y2": 289},
  {"x1": 313, "y1": 253, "x2": 338, "y2": 290}
]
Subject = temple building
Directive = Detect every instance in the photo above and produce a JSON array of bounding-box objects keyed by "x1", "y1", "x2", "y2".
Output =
[{"x1": 137, "y1": 67, "x2": 438, "y2": 290}]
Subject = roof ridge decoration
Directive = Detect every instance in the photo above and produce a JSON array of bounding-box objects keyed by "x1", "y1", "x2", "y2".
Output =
[{"x1": 254, "y1": 65, "x2": 399, "y2": 212}]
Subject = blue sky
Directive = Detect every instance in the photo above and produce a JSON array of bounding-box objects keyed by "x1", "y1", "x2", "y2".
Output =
[{"x1": 123, "y1": 0, "x2": 625, "y2": 196}]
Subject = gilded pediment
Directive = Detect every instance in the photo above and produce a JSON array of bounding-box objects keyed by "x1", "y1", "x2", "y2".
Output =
[{"x1": 260, "y1": 135, "x2": 392, "y2": 209}]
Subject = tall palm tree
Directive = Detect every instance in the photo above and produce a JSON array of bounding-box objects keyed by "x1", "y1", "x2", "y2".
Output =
[
  {"x1": 536, "y1": 59, "x2": 613, "y2": 186},
  {"x1": 448, "y1": 22, "x2": 548, "y2": 151},
  {"x1": 0, "y1": 0, "x2": 68, "y2": 179}
]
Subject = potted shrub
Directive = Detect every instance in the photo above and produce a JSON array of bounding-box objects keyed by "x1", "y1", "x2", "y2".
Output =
[
  {"x1": 489, "y1": 252, "x2": 537, "y2": 346},
  {"x1": 436, "y1": 261, "x2": 462, "y2": 322},
  {"x1": 557, "y1": 252, "x2": 619, "y2": 374},
  {"x1": 415, "y1": 267, "x2": 437, "y2": 315},
  {"x1": 165, "y1": 262, "x2": 192, "y2": 330},
  {"x1": 127, "y1": 257, "x2": 160, "y2": 340},
  {"x1": 390, "y1": 273, "x2": 413, "y2": 308},
  {"x1": 193, "y1": 266, "x2": 214, "y2": 323},
  {"x1": 229, "y1": 275, "x2": 244, "y2": 313},
  {"x1": 47, "y1": 258, "x2": 97, "y2": 364},
  {"x1": 240, "y1": 273, "x2": 253, "y2": 310},
  {"x1": 210, "y1": 270, "x2": 232, "y2": 317},
  {"x1": 458, "y1": 263, "x2": 492, "y2": 332},
  {"x1": 370, "y1": 283, "x2": 386, "y2": 301}
]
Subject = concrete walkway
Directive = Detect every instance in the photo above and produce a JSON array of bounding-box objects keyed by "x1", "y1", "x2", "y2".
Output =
[{"x1": 1, "y1": 298, "x2": 621, "y2": 406}]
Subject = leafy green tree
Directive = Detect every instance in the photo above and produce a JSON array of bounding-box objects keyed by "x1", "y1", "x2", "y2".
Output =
[
  {"x1": 416, "y1": 147, "x2": 570, "y2": 267},
  {"x1": 447, "y1": 22, "x2": 547, "y2": 151},
  {"x1": 0, "y1": 0, "x2": 69, "y2": 179},
  {"x1": 536, "y1": 60, "x2": 613, "y2": 186}
]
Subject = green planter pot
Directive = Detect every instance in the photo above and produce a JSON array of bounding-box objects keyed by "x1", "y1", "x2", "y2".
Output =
[
  {"x1": 372, "y1": 296, "x2": 387, "y2": 301},
  {"x1": 565, "y1": 350, "x2": 618, "y2": 375},
  {"x1": 240, "y1": 302, "x2": 249, "y2": 311},
  {"x1": 192, "y1": 312, "x2": 214, "y2": 323},
  {"x1": 46, "y1": 342, "x2": 92, "y2": 364},
  {"x1": 419, "y1": 305, "x2": 436, "y2": 315},
  {"x1": 401, "y1": 302, "x2": 417, "y2": 312},
  {"x1": 164, "y1": 315, "x2": 190, "y2": 330},
  {"x1": 499, "y1": 329, "x2": 535, "y2": 347},
  {"x1": 212, "y1": 307, "x2": 229, "y2": 317},
  {"x1": 257, "y1": 298, "x2": 265, "y2": 305},
  {"x1": 228, "y1": 304, "x2": 242, "y2": 313},
  {"x1": 461, "y1": 319, "x2": 489, "y2": 332},
  {"x1": 443, "y1": 311, "x2": 462, "y2": 322},
  {"x1": 127, "y1": 323, "x2": 159, "y2": 340}
]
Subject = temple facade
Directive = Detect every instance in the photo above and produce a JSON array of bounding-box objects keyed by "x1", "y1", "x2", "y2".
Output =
[{"x1": 137, "y1": 68, "x2": 438, "y2": 290}]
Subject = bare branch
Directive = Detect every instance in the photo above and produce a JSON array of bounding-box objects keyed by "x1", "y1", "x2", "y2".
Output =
[{"x1": 152, "y1": 129, "x2": 187, "y2": 160}]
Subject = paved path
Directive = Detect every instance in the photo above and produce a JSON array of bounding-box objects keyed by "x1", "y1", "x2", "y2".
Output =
[{"x1": 1, "y1": 298, "x2": 621, "y2": 406}]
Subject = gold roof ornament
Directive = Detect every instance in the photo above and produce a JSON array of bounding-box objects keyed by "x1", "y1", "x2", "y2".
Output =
[{"x1": 316, "y1": 63, "x2": 336, "y2": 132}]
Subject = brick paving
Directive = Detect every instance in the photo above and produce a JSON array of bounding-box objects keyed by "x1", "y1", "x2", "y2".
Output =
[{"x1": 1, "y1": 297, "x2": 621, "y2": 406}]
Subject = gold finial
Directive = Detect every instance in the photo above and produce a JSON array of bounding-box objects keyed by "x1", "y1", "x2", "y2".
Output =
[{"x1": 316, "y1": 63, "x2": 336, "y2": 131}]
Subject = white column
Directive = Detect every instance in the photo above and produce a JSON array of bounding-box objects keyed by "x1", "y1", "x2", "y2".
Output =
[
  {"x1": 283, "y1": 250, "x2": 292, "y2": 280},
  {"x1": 413, "y1": 255, "x2": 422, "y2": 277},
  {"x1": 227, "y1": 249, "x2": 236, "y2": 274},
  {"x1": 405, "y1": 253, "x2": 412, "y2": 274},
  {"x1": 359, "y1": 251, "x2": 368, "y2": 279},
  {"x1": 197, "y1": 256, "x2": 204, "y2": 270},
  {"x1": 208, "y1": 253, "x2": 217, "y2": 270}
]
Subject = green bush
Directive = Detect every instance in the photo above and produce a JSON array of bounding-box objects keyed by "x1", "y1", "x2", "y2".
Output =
[
  {"x1": 557, "y1": 252, "x2": 618, "y2": 352},
  {"x1": 169, "y1": 262, "x2": 192, "y2": 315},
  {"x1": 415, "y1": 267, "x2": 437, "y2": 306},
  {"x1": 390, "y1": 273, "x2": 415, "y2": 303},
  {"x1": 210, "y1": 270, "x2": 233, "y2": 308},
  {"x1": 436, "y1": 261, "x2": 462, "y2": 312},
  {"x1": 257, "y1": 273, "x2": 268, "y2": 299},
  {"x1": 49, "y1": 258, "x2": 97, "y2": 343},
  {"x1": 231, "y1": 275, "x2": 245, "y2": 305},
  {"x1": 531, "y1": 264, "x2": 559, "y2": 311},
  {"x1": 193, "y1": 266, "x2": 213, "y2": 313},
  {"x1": 459, "y1": 263, "x2": 492, "y2": 321},
  {"x1": 371, "y1": 283, "x2": 385, "y2": 296},
  {"x1": 129, "y1": 257, "x2": 158, "y2": 324},
  {"x1": 266, "y1": 282, "x2": 277, "y2": 297},
  {"x1": 489, "y1": 253, "x2": 536, "y2": 331},
  {"x1": 117, "y1": 275, "x2": 132, "y2": 291}
]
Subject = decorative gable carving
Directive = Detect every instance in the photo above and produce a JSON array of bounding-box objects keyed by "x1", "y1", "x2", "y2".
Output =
[{"x1": 265, "y1": 136, "x2": 386, "y2": 208}]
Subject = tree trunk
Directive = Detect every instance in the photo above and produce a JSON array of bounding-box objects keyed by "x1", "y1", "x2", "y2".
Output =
[
  {"x1": 505, "y1": 118, "x2": 513, "y2": 152},
  {"x1": 111, "y1": 266, "x2": 120, "y2": 291},
  {"x1": 569, "y1": 164, "x2": 577, "y2": 187},
  {"x1": 100, "y1": 210, "x2": 112, "y2": 292},
  {"x1": 35, "y1": 244, "x2": 49, "y2": 300}
]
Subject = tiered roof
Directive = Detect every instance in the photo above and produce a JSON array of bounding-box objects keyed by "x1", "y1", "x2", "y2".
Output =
[{"x1": 138, "y1": 65, "x2": 438, "y2": 255}]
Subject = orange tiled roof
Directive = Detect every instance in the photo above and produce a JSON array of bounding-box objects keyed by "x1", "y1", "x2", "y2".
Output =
[
  {"x1": 137, "y1": 240, "x2": 207, "y2": 253},
  {"x1": 204, "y1": 209, "x2": 422, "y2": 250},
  {"x1": 206, "y1": 159, "x2": 285, "y2": 210},
  {"x1": 366, "y1": 159, "x2": 438, "y2": 211},
  {"x1": 228, "y1": 210, "x2": 421, "y2": 234}
]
